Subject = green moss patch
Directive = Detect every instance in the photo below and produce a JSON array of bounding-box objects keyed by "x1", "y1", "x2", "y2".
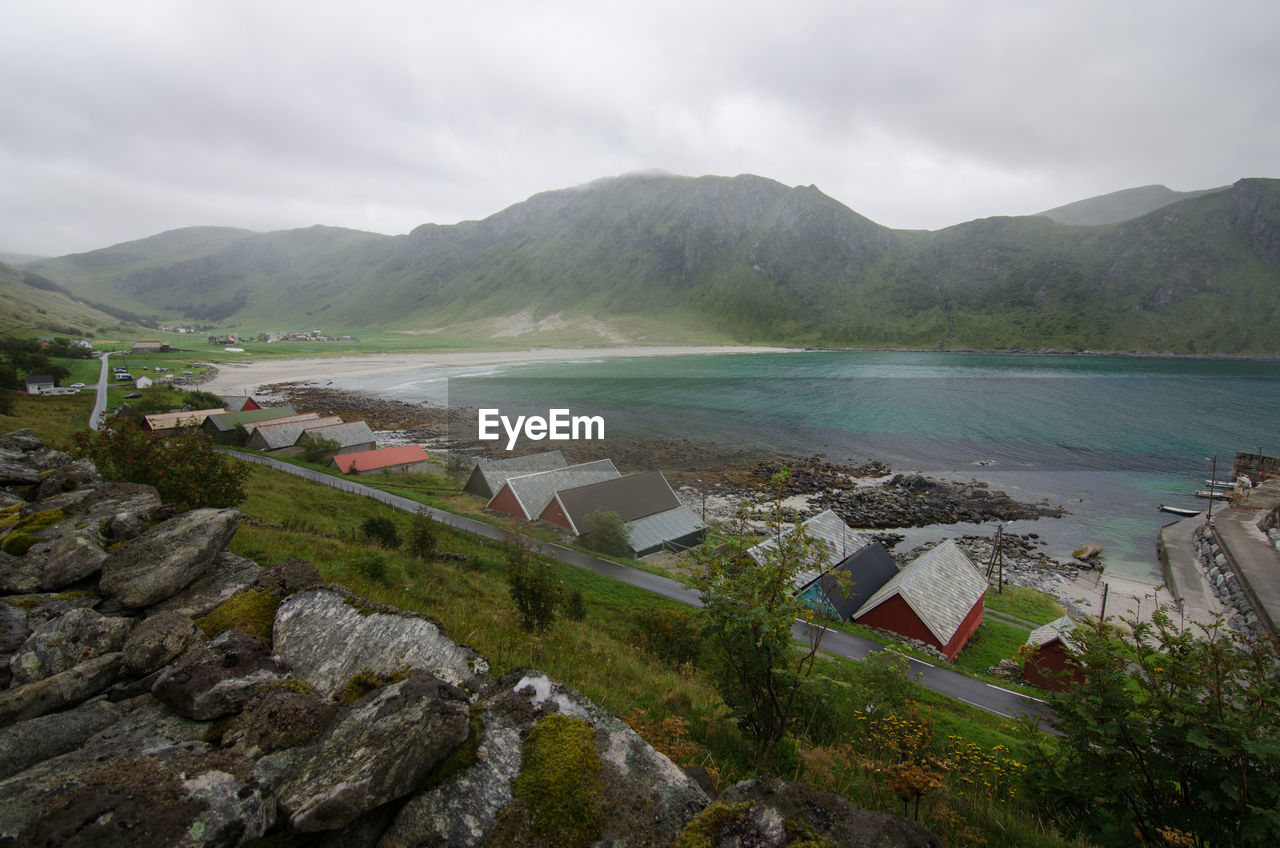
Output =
[
  {"x1": 195, "y1": 587, "x2": 281, "y2": 643},
  {"x1": 334, "y1": 669, "x2": 383, "y2": 705},
  {"x1": 511, "y1": 714, "x2": 604, "y2": 848},
  {"x1": 1, "y1": 531, "x2": 39, "y2": 556}
]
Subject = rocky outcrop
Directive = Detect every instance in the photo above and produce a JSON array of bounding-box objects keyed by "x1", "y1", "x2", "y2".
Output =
[
  {"x1": 273, "y1": 585, "x2": 490, "y2": 696},
  {"x1": 99, "y1": 507, "x2": 241, "y2": 607},
  {"x1": 0, "y1": 428, "x2": 940, "y2": 846}
]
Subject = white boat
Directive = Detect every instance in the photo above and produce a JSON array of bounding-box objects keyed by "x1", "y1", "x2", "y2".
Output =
[
  {"x1": 1159, "y1": 504, "x2": 1201, "y2": 517},
  {"x1": 1194, "y1": 489, "x2": 1233, "y2": 501},
  {"x1": 1205, "y1": 480, "x2": 1237, "y2": 489}
]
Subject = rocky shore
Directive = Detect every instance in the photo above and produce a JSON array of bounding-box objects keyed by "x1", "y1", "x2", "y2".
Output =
[{"x1": 0, "y1": 428, "x2": 944, "y2": 846}]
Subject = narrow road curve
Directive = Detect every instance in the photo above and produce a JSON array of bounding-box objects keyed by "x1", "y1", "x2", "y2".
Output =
[
  {"x1": 227, "y1": 451, "x2": 1057, "y2": 727},
  {"x1": 89, "y1": 352, "x2": 110, "y2": 430}
]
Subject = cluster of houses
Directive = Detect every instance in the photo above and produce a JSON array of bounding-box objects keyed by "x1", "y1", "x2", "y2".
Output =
[
  {"x1": 744, "y1": 510, "x2": 989, "y2": 662},
  {"x1": 464, "y1": 451, "x2": 709, "y2": 559},
  {"x1": 141, "y1": 396, "x2": 430, "y2": 475},
  {"x1": 743, "y1": 508, "x2": 1086, "y2": 686}
]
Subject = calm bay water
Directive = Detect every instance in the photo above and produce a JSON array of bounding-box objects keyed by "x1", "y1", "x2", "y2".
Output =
[{"x1": 336, "y1": 351, "x2": 1280, "y2": 581}]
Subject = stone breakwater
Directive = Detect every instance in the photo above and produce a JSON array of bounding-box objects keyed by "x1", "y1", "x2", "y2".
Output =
[{"x1": 0, "y1": 428, "x2": 941, "y2": 847}]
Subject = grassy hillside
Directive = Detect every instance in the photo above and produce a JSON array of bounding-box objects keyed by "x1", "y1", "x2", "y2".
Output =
[
  {"x1": 20, "y1": 173, "x2": 1280, "y2": 354},
  {"x1": 0, "y1": 262, "x2": 143, "y2": 338}
]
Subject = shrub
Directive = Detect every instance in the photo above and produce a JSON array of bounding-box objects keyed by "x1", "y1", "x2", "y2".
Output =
[
  {"x1": 565, "y1": 589, "x2": 586, "y2": 621},
  {"x1": 360, "y1": 516, "x2": 400, "y2": 549},
  {"x1": 70, "y1": 421, "x2": 248, "y2": 510},
  {"x1": 406, "y1": 508, "x2": 438, "y2": 560},
  {"x1": 195, "y1": 587, "x2": 281, "y2": 643},
  {"x1": 580, "y1": 509, "x2": 632, "y2": 557},
  {"x1": 300, "y1": 435, "x2": 340, "y2": 464},
  {"x1": 635, "y1": 607, "x2": 701, "y2": 666},
  {"x1": 350, "y1": 550, "x2": 389, "y2": 582},
  {"x1": 505, "y1": 534, "x2": 561, "y2": 634}
]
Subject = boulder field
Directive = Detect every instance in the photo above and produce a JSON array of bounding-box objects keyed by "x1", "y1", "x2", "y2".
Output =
[{"x1": 0, "y1": 428, "x2": 940, "y2": 847}]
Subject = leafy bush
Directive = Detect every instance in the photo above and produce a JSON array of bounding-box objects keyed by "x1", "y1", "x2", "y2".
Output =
[
  {"x1": 505, "y1": 534, "x2": 561, "y2": 633},
  {"x1": 350, "y1": 550, "x2": 389, "y2": 582},
  {"x1": 580, "y1": 509, "x2": 632, "y2": 557},
  {"x1": 635, "y1": 607, "x2": 701, "y2": 666},
  {"x1": 565, "y1": 589, "x2": 586, "y2": 621},
  {"x1": 406, "y1": 508, "x2": 438, "y2": 560},
  {"x1": 70, "y1": 421, "x2": 248, "y2": 510},
  {"x1": 300, "y1": 436, "x2": 340, "y2": 464},
  {"x1": 360, "y1": 516, "x2": 400, "y2": 549}
]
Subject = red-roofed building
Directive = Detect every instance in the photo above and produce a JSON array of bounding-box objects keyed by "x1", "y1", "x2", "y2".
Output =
[{"x1": 330, "y1": 444, "x2": 430, "y2": 475}]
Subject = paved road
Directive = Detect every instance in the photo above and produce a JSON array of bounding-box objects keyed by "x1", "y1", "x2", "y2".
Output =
[
  {"x1": 89, "y1": 352, "x2": 109, "y2": 430},
  {"x1": 228, "y1": 451, "x2": 1057, "y2": 727}
]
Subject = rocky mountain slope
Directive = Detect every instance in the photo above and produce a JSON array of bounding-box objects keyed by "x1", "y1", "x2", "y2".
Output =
[
  {"x1": 0, "y1": 428, "x2": 940, "y2": 847},
  {"x1": 22, "y1": 173, "x2": 1280, "y2": 353}
]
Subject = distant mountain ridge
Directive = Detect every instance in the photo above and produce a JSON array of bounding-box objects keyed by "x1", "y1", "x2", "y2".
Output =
[
  {"x1": 1037, "y1": 184, "x2": 1231, "y2": 226},
  {"x1": 20, "y1": 173, "x2": 1280, "y2": 354}
]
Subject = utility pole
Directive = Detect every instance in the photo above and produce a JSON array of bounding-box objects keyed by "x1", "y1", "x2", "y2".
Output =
[
  {"x1": 1207, "y1": 456, "x2": 1218, "y2": 523},
  {"x1": 985, "y1": 524, "x2": 1005, "y2": 593}
]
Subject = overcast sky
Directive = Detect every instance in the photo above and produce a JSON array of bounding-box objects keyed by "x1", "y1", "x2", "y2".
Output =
[{"x1": 3, "y1": 1, "x2": 1278, "y2": 257}]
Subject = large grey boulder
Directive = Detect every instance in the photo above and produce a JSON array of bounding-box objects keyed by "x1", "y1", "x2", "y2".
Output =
[
  {"x1": 277, "y1": 672, "x2": 472, "y2": 832},
  {"x1": 273, "y1": 586, "x2": 490, "y2": 698},
  {"x1": 12, "y1": 527, "x2": 110, "y2": 593},
  {"x1": 0, "y1": 453, "x2": 41, "y2": 486},
  {"x1": 0, "y1": 599, "x2": 29, "y2": 653},
  {"x1": 222, "y1": 688, "x2": 340, "y2": 760},
  {"x1": 382, "y1": 669, "x2": 711, "y2": 848},
  {"x1": 15, "y1": 743, "x2": 275, "y2": 847},
  {"x1": 0, "y1": 698, "x2": 123, "y2": 781},
  {"x1": 99, "y1": 507, "x2": 240, "y2": 608},
  {"x1": 10, "y1": 607, "x2": 132, "y2": 686},
  {"x1": 679, "y1": 775, "x2": 944, "y2": 848},
  {"x1": 32, "y1": 457, "x2": 101, "y2": 500},
  {"x1": 0, "y1": 652, "x2": 122, "y2": 726},
  {"x1": 0, "y1": 429, "x2": 43, "y2": 452},
  {"x1": 149, "y1": 551, "x2": 263, "y2": 620},
  {"x1": 151, "y1": 628, "x2": 289, "y2": 720},
  {"x1": 122, "y1": 609, "x2": 203, "y2": 675},
  {"x1": 0, "y1": 694, "x2": 212, "y2": 839}
]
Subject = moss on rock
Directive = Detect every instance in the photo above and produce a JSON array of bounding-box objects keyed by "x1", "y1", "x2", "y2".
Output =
[
  {"x1": 195, "y1": 587, "x2": 281, "y2": 643},
  {"x1": 510, "y1": 713, "x2": 605, "y2": 848}
]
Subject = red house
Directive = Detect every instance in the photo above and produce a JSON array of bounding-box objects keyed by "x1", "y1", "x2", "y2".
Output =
[
  {"x1": 220, "y1": 395, "x2": 262, "y2": 412},
  {"x1": 853, "y1": 539, "x2": 987, "y2": 661},
  {"x1": 1021, "y1": 615, "x2": 1084, "y2": 691}
]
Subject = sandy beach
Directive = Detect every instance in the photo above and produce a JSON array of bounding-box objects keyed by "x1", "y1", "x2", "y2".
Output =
[{"x1": 200, "y1": 344, "x2": 791, "y2": 397}]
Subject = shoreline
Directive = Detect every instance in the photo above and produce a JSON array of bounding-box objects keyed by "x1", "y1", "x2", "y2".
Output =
[{"x1": 199, "y1": 344, "x2": 793, "y2": 396}]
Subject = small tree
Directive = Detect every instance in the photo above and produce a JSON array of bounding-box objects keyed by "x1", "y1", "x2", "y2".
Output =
[
  {"x1": 445, "y1": 452, "x2": 472, "y2": 485},
  {"x1": 686, "y1": 469, "x2": 836, "y2": 766},
  {"x1": 300, "y1": 435, "x2": 339, "y2": 464},
  {"x1": 580, "y1": 508, "x2": 632, "y2": 557},
  {"x1": 505, "y1": 534, "x2": 561, "y2": 633},
  {"x1": 406, "y1": 507, "x2": 438, "y2": 560},
  {"x1": 1028, "y1": 605, "x2": 1280, "y2": 847}
]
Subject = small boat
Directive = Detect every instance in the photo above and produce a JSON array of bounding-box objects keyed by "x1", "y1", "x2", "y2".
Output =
[
  {"x1": 1159, "y1": 504, "x2": 1201, "y2": 517},
  {"x1": 1194, "y1": 489, "x2": 1233, "y2": 501},
  {"x1": 1205, "y1": 480, "x2": 1237, "y2": 489}
]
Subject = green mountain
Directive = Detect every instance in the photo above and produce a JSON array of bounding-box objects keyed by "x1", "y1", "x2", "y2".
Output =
[
  {"x1": 20, "y1": 173, "x2": 1280, "y2": 354},
  {"x1": 0, "y1": 262, "x2": 144, "y2": 338},
  {"x1": 1037, "y1": 184, "x2": 1230, "y2": 226}
]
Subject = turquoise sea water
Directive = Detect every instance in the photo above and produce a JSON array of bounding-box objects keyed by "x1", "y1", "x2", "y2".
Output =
[{"x1": 336, "y1": 351, "x2": 1280, "y2": 580}]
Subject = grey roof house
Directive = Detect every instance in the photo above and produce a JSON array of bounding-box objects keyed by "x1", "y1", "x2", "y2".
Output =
[
  {"x1": 539, "y1": 470, "x2": 708, "y2": 556},
  {"x1": 296, "y1": 421, "x2": 377, "y2": 456},
  {"x1": 487, "y1": 459, "x2": 620, "y2": 520},
  {"x1": 464, "y1": 451, "x2": 568, "y2": 499}
]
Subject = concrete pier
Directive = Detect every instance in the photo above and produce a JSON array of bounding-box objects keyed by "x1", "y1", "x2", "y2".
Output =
[
  {"x1": 1209, "y1": 480, "x2": 1280, "y2": 634},
  {"x1": 1159, "y1": 479, "x2": 1280, "y2": 634}
]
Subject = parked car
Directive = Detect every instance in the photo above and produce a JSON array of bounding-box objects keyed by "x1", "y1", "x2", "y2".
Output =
[
  {"x1": 70, "y1": 382, "x2": 85, "y2": 388},
  {"x1": 124, "y1": 393, "x2": 142, "y2": 399}
]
